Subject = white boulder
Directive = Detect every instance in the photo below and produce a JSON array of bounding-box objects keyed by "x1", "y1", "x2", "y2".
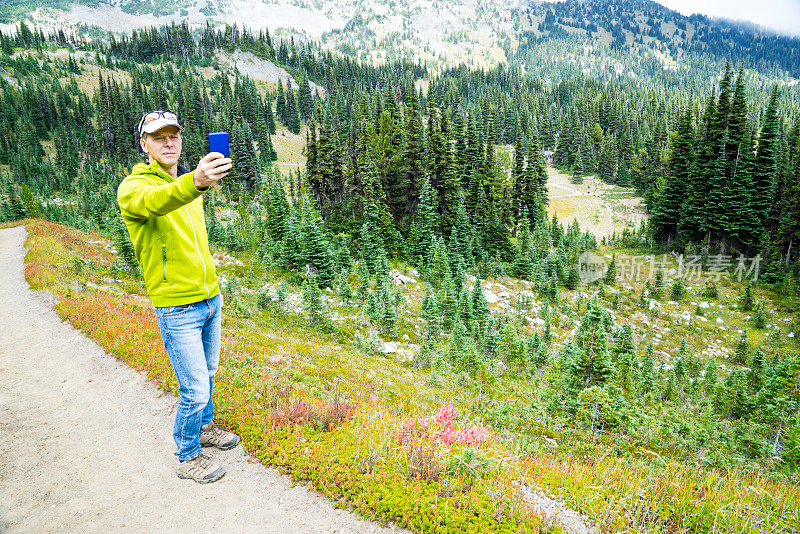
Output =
[
  {"x1": 483, "y1": 290, "x2": 499, "y2": 304},
  {"x1": 380, "y1": 341, "x2": 398, "y2": 354}
]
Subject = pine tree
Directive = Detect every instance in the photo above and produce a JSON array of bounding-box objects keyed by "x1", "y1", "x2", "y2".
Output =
[
  {"x1": 733, "y1": 332, "x2": 749, "y2": 364},
  {"x1": 275, "y1": 80, "x2": 286, "y2": 125},
  {"x1": 401, "y1": 88, "x2": 424, "y2": 218},
  {"x1": 653, "y1": 107, "x2": 693, "y2": 242},
  {"x1": 753, "y1": 86, "x2": 780, "y2": 226},
  {"x1": 639, "y1": 342, "x2": 655, "y2": 396},
  {"x1": 739, "y1": 282, "x2": 755, "y2": 312},
  {"x1": 297, "y1": 74, "x2": 313, "y2": 122},
  {"x1": 439, "y1": 273, "x2": 457, "y2": 330},
  {"x1": 420, "y1": 283, "x2": 443, "y2": 337},
  {"x1": 428, "y1": 237, "x2": 451, "y2": 288},
  {"x1": 670, "y1": 279, "x2": 686, "y2": 301},
  {"x1": 526, "y1": 123, "x2": 549, "y2": 223},
  {"x1": 681, "y1": 89, "x2": 717, "y2": 242},
  {"x1": 704, "y1": 359, "x2": 718, "y2": 395},
  {"x1": 112, "y1": 214, "x2": 138, "y2": 272},
  {"x1": 301, "y1": 213, "x2": 335, "y2": 287},
  {"x1": 614, "y1": 324, "x2": 638, "y2": 396},
  {"x1": 604, "y1": 253, "x2": 617, "y2": 285},
  {"x1": 302, "y1": 274, "x2": 327, "y2": 328},
  {"x1": 598, "y1": 135, "x2": 618, "y2": 183},
  {"x1": 411, "y1": 176, "x2": 437, "y2": 268},
  {"x1": 565, "y1": 264, "x2": 580, "y2": 290},
  {"x1": 511, "y1": 125, "x2": 526, "y2": 215},
  {"x1": 617, "y1": 157, "x2": 631, "y2": 187},
  {"x1": 567, "y1": 297, "x2": 614, "y2": 390},
  {"x1": 285, "y1": 86, "x2": 301, "y2": 134},
  {"x1": 653, "y1": 269, "x2": 664, "y2": 300},
  {"x1": 513, "y1": 213, "x2": 534, "y2": 279},
  {"x1": 751, "y1": 303, "x2": 767, "y2": 329}
]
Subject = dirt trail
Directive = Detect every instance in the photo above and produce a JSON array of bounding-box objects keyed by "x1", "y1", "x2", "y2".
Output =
[
  {"x1": 545, "y1": 166, "x2": 646, "y2": 239},
  {"x1": 0, "y1": 226, "x2": 399, "y2": 534}
]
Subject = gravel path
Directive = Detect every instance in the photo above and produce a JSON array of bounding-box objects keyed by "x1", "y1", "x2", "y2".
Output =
[{"x1": 0, "y1": 225, "x2": 401, "y2": 534}]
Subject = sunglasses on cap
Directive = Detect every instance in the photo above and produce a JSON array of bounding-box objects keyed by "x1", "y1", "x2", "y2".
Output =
[{"x1": 138, "y1": 110, "x2": 181, "y2": 137}]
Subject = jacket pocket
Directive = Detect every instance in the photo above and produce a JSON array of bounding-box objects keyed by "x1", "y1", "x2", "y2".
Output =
[{"x1": 162, "y1": 245, "x2": 167, "y2": 281}]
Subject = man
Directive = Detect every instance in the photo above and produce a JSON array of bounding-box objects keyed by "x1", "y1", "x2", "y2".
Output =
[{"x1": 117, "y1": 110, "x2": 239, "y2": 484}]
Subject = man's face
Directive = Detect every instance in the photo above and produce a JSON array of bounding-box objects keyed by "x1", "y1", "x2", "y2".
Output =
[{"x1": 140, "y1": 126, "x2": 182, "y2": 169}]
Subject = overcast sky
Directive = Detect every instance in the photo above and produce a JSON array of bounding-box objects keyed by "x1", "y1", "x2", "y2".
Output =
[{"x1": 654, "y1": 0, "x2": 800, "y2": 37}]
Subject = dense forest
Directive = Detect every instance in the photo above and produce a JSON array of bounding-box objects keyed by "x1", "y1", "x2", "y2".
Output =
[
  {"x1": 4, "y1": 20, "x2": 796, "y2": 274},
  {"x1": 2, "y1": 16, "x2": 800, "y2": 491}
]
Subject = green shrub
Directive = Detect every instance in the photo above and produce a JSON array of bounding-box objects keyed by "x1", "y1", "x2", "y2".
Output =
[{"x1": 670, "y1": 279, "x2": 686, "y2": 301}]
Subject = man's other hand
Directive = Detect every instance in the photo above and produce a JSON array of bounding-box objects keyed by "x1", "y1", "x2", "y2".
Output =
[{"x1": 194, "y1": 153, "x2": 233, "y2": 189}]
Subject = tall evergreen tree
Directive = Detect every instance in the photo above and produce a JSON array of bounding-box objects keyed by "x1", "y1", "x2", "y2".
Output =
[
  {"x1": 653, "y1": 107, "x2": 694, "y2": 243},
  {"x1": 753, "y1": 86, "x2": 781, "y2": 227}
]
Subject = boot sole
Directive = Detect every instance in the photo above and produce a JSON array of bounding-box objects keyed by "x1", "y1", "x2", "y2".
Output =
[
  {"x1": 177, "y1": 467, "x2": 226, "y2": 484},
  {"x1": 200, "y1": 437, "x2": 240, "y2": 451}
]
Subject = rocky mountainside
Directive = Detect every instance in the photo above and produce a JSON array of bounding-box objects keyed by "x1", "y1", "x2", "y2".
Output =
[{"x1": 8, "y1": 0, "x2": 799, "y2": 76}]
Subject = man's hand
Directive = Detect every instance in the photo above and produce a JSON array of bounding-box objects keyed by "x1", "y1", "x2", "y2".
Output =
[{"x1": 194, "y1": 152, "x2": 233, "y2": 189}]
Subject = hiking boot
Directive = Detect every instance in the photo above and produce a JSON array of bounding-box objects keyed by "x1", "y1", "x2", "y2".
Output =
[
  {"x1": 199, "y1": 421, "x2": 240, "y2": 451},
  {"x1": 176, "y1": 452, "x2": 225, "y2": 484}
]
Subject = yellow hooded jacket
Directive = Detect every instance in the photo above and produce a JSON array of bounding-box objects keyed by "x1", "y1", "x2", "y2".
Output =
[{"x1": 117, "y1": 161, "x2": 219, "y2": 307}]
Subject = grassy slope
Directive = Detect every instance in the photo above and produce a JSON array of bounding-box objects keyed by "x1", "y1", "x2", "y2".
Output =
[
  {"x1": 12, "y1": 217, "x2": 800, "y2": 533},
  {"x1": 6, "y1": 46, "x2": 800, "y2": 534}
]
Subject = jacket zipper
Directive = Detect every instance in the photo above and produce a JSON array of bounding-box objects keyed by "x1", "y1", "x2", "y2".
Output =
[
  {"x1": 185, "y1": 205, "x2": 209, "y2": 298},
  {"x1": 162, "y1": 245, "x2": 167, "y2": 281}
]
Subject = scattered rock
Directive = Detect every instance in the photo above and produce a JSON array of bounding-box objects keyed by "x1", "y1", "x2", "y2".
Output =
[
  {"x1": 483, "y1": 290, "x2": 499, "y2": 304},
  {"x1": 512, "y1": 482, "x2": 598, "y2": 534},
  {"x1": 390, "y1": 270, "x2": 417, "y2": 285},
  {"x1": 716, "y1": 318, "x2": 724, "y2": 324},
  {"x1": 699, "y1": 301, "x2": 710, "y2": 309},
  {"x1": 380, "y1": 341, "x2": 397, "y2": 354},
  {"x1": 395, "y1": 348, "x2": 414, "y2": 362}
]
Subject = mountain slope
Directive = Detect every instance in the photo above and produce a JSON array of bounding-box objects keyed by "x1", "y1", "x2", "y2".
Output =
[{"x1": 7, "y1": 0, "x2": 800, "y2": 76}]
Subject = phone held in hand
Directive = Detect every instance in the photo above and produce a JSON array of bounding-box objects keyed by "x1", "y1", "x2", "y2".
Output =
[{"x1": 208, "y1": 132, "x2": 229, "y2": 158}]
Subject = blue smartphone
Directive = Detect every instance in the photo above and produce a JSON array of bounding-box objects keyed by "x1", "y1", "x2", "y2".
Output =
[{"x1": 208, "y1": 132, "x2": 229, "y2": 158}]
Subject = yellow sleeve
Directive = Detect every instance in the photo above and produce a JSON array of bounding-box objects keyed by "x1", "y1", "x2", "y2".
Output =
[{"x1": 117, "y1": 171, "x2": 203, "y2": 220}]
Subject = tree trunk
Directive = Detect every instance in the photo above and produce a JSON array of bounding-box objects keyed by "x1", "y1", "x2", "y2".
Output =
[{"x1": 786, "y1": 238, "x2": 793, "y2": 269}]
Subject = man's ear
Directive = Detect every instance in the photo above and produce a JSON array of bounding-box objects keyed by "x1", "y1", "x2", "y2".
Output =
[{"x1": 140, "y1": 137, "x2": 148, "y2": 154}]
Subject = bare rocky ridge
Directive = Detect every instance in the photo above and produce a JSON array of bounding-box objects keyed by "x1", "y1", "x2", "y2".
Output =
[
  {"x1": 215, "y1": 49, "x2": 327, "y2": 96},
  {"x1": 0, "y1": 225, "x2": 401, "y2": 534}
]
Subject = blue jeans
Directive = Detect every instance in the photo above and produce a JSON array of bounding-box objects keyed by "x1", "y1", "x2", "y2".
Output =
[{"x1": 154, "y1": 293, "x2": 222, "y2": 461}]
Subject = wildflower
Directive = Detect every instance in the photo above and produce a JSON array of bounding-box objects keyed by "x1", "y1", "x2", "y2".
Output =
[
  {"x1": 434, "y1": 401, "x2": 457, "y2": 429},
  {"x1": 454, "y1": 426, "x2": 490, "y2": 446}
]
